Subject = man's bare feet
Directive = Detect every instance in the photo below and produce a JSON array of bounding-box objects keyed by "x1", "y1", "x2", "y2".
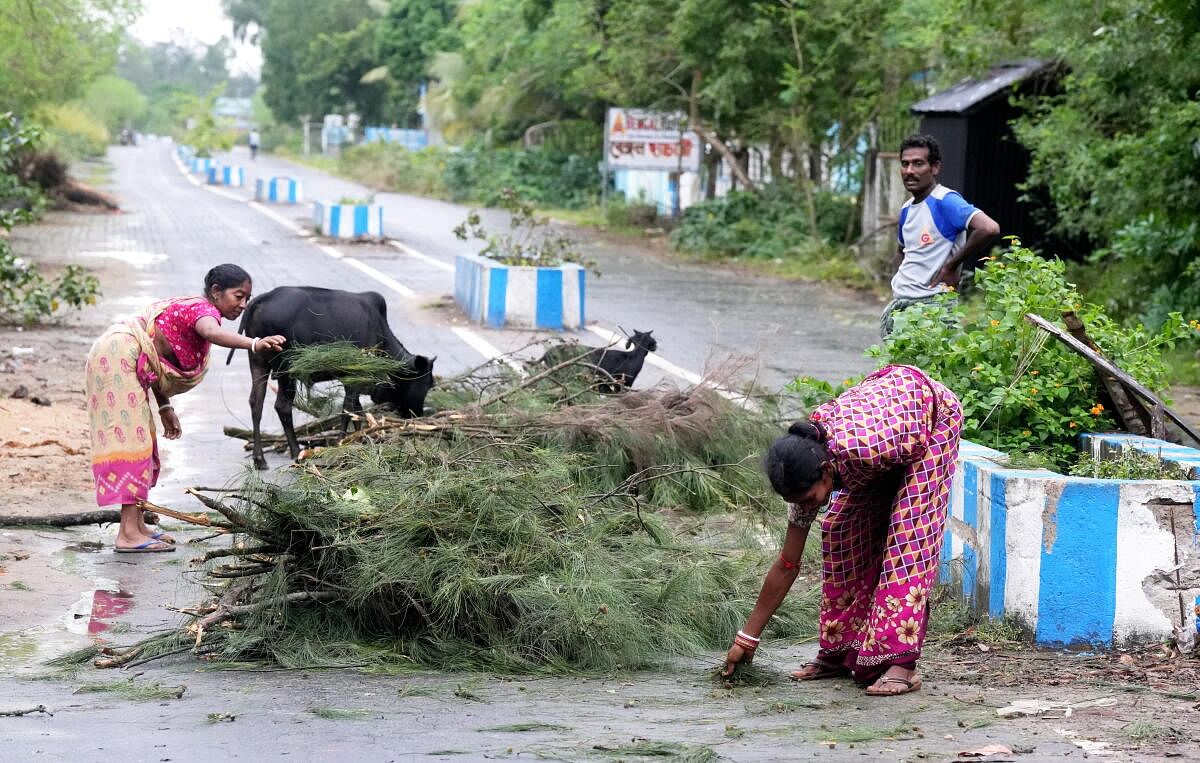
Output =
[{"x1": 865, "y1": 665, "x2": 922, "y2": 696}]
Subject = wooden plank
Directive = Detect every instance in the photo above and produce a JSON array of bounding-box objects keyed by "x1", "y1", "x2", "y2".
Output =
[{"x1": 1024, "y1": 312, "x2": 1200, "y2": 445}]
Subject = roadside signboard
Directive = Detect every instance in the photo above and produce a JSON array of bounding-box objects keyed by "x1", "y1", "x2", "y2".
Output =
[{"x1": 604, "y1": 108, "x2": 701, "y2": 173}]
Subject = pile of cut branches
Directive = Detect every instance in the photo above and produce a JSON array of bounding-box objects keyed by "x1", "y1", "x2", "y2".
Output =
[{"x1": 98, "y1": 362, "x2": 813, "y2": 674}]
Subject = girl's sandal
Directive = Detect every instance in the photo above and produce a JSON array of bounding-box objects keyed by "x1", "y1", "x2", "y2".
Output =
[{"x1": 790, "y1": 660, "x2": 850, "y2": 681}]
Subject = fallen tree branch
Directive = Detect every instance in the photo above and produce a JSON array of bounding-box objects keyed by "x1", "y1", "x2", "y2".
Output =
[
  {"x1": 477, "y1": 345, "x2": 615, "y2": 410},
  {"x1": 0, "y1": 509, "x2": 159, "y2": 528},
  {"x1": 184, "y1": 488, "x2": 252, "y2": 530},
  {"x1": 136, "y1": 500, "x2": 227, "y2": 529},
  {"x1": 0, "y1": 705, "x2": 52, "y2": 717},
  {"x1": 196, "y1": 546, "x2": 281, "y2": 564},
  {"x1": 197, "y1": 590, "x2": 337, "y2": 637}
]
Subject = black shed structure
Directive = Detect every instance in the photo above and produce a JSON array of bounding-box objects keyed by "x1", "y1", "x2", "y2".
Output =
[{"x1": 910, "y1": 59, "x2": 1061, "y2": 252}]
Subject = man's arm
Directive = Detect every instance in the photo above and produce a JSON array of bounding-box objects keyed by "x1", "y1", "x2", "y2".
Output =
[
  {"x1": 928, "y1": 211, "x2": 1000, "y2": 288},
  {"x1": 892, "y1": 244, "x2": 904, "y2": 273}
]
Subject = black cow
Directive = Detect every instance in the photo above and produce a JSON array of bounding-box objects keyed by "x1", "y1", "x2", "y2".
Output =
[{"x1": 230, "y1": 286, "x2": 435, "y2": 470}]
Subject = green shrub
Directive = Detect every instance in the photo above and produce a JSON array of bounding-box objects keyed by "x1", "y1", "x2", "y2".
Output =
[
  {"x1": 790, "y1": 242, "x2": 1192, "y2": 468},
  {"x1": 0, "y1": 112, "x2": 102, "y2": 324},
  {"x1": 670, "y1": 184, "x2": 858, "y2": 259},
  {"x1": 337, "y1": 142, "x2": 447, "y2": 197},
  {"x1": 443, "y1": 147, "x2": 599, "y2": 208},
  {"x1": 603, "y1": 195, "x2": 659, "y2": 229},
  {"x1": 35, "y1": 103, "x2": 108, "y2": 161},
  {"x1": 0, "y1": 250, "x2": 101, "y2": 324}
]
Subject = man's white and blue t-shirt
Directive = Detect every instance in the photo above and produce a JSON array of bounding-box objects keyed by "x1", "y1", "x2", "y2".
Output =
[{"x1": 891, "y1": 184, "x2": 979, "y2": 299}]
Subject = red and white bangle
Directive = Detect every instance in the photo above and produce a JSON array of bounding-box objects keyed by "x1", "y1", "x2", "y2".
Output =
[{"x1": 734, "y1": 630, "x2": 761, "y2": 651}]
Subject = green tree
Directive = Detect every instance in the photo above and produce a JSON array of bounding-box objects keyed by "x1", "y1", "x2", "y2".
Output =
[
  {"x1": 80, "y1": 75, "x2": 147, "y2": 133},
  {"x1": 375, "y1": 0, "x2": 458, "y2": 127},
  {"x1": 0, "y1": 0, "x2": 140, "y2": 111}
]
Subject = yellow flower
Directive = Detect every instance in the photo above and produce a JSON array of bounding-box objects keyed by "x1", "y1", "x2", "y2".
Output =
[
  {"x1": 821, "y1": 619, "x2": 846, "y2": 645},
  {"x1": 1069, "y1": 421, "x2": 1077, "y2": 429},
  {"x1": 1090, "y1": 403, "x2": 1105, "y2": 416},
  {"x1": 904, "y1": 585, "x2": 928, "y2": 612},
  {"x1": 1030, "y1": 370, "x2": 1039, "y2": 376},
  {"x1": 896, "y1": 618, "x2": 921, "y2": 645},
  {"x1": 842, "y1": 379, "x2": 852, "y2": 387},
  {"x1": 1030, "y1": 387, "x2": 1038, "y2": 395},
  {"x1": 1022, "y1": 429, "x2": 1032, "y2": 437},
  {"x1": 990, "y1": 320, "x2": 1000, "y2": 328}
]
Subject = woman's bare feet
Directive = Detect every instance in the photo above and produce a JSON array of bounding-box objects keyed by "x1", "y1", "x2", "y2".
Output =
[
  {"x1": 790, "y1": 659, "x2": 850, "y2": 681},
  {"x1": 865, "y1": 665, "x2": 922, "y2": 696}
]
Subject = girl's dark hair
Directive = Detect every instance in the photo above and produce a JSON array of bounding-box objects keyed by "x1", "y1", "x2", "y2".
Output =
[
  {"x1": 204, "y1": 264, "x2": 251, "y2": 295},
  {"x1": 764, "y1": 420, "x2": 828, "y2": 497}
]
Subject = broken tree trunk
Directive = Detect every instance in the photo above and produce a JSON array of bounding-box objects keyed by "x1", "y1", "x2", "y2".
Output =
[
  {"x1": 1062, "y1": 310, "x2": 1156, "y2": 436},
  {"x1": 0, "y1": 509, "x2": 159, "y2": 528},
  {"x1": 1025, "y1": 312, "x2": 1200, "y2": 445}
]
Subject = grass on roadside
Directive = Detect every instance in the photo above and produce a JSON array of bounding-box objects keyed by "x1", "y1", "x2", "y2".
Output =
[
  {"x1": 308, "y1": 706, "x2": 373, "y2": 720},
  {"x1": 73, "y1": 679, "x2": 186, "y2": 701}
]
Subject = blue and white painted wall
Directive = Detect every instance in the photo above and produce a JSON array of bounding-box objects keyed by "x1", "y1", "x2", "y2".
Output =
[
  {"x1": 454, "y1": 253, "x2": 585, "y2": 331},
  {"x1": 255, "y1": 176, "x2": 303, "y2": 204},
  {"x1": 206, "y1": 165, "x2": 245, "y2": 187},
  {"x1": 312, "y1": 202, "x2": 384, "y2": 239},
  {"x1": 944, "y1": 436, "x2": 1200, "y2": 648}
]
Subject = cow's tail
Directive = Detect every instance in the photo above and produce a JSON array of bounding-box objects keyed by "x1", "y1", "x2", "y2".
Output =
[{"x1": 226, "y1": 297, "x2": 257, "y2": 365}]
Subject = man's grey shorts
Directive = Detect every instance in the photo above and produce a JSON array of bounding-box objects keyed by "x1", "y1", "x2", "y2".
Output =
[{"x1": 879, "y1": 295, "x2": 959, "y2": 339}]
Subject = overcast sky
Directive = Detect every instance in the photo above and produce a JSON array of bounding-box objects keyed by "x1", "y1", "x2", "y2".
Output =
[{"x1": 130, "y1": 0, "x2": 263, "y2": 78}]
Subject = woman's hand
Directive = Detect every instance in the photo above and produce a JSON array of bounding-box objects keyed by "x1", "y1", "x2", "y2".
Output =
[
  {"x1": 722, "y1": 642, "x2": 755, "y2": 677},
  {"x1": 160, "y1": 407, "x2": 182, "y2": 439},
  {"x1": 254, "y1": 335, "x2": 286, "y2": 353}
]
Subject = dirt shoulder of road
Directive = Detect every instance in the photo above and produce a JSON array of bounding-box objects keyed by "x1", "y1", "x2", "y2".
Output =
[{"x1": 1, "y1": 220, "x2": 134, "y2": 520}]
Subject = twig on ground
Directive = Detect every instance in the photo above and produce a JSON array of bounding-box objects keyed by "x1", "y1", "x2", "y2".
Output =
[{"x1": 0, "y1": 705, "x2": 52, "y2": 717}]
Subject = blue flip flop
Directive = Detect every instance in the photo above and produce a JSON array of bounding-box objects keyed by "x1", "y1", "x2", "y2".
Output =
[
  {"x1": 115, "y1": 540, "x2": 176, "y2": 554},
  {"x1": 150, "y1": 531, "x2": 176, "y2": 544}
]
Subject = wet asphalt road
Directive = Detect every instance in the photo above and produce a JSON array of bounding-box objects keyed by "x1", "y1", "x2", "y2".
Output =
[{"x1": 0, "y1": 144, "x2": 1087, "y2": 762}]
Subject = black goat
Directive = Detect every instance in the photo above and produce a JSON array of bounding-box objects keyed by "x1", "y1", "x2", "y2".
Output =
[
  {"x1": 536, "y1": 329, "x2": 658, "y2": 392},
  {"x1": 591, "y1": 329, "x2": 657, "y2": 391}
]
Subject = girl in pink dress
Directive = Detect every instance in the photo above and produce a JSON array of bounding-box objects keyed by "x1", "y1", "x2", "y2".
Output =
[
  {"x1": 722, "y1": 365, "x2": 962, "y2": 696},
  {"x1": 85, "y1": 264, "x2": 286, "y2": 553}
]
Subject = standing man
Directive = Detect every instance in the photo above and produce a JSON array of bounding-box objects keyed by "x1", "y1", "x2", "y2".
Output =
[
  {"x1": 880, "y1": 134, "x2": 1000, "y2": 338},
  {"x1": 248, "y1": 128, "x2": 261, "y2": 161}
]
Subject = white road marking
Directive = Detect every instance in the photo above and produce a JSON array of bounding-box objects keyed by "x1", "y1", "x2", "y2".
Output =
[
  {"x1": 451, "y1": 327, "x2": 526, "y2": 374},
  {"x1": 339, "y1": 257, "x2": 416, "y2": 298},
  {"x1": 248, "y1": 200, "x2": 307, "y2": 236},
  {"x1": 388, "y1": 239, "x2": 455, "y2": 272}
]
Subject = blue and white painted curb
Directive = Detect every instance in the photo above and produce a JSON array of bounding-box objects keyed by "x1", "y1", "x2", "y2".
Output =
[
  {"x1": 944, "y1": 435, "x2": 1200, "y2": 648},
  {"x1": 312, "y1": 202, "x2": 384, "y2": 239},
  {"x1": 255, "y1": 176, "x2": 303, "y2": 204},
  {"x1": 454, "y1": 253, "x2": 586, "y2": 330},
  {"x1": 189, "y1": 157, "x2": 214, "y2": 174},
  {"x1": 206, "y1": 165, "x2": 245, "y2": 187}
]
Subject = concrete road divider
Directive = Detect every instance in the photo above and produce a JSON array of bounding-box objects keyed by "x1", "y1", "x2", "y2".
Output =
[
  {"x1": 207, "y1": 165, "x2": 245, "y2": 187},
  {"x1": 945, "y1": 434, "x2": 1200, "y2": 648},
  {"x1": 454, "y1": 253, "x2": 585, "y2": 330},
  {"x1": 312, "y1": 201, "x2": 384, "y2": 239},
  {"x1": 255, "y1": 176, "x2": 303, "y2": 204}
]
